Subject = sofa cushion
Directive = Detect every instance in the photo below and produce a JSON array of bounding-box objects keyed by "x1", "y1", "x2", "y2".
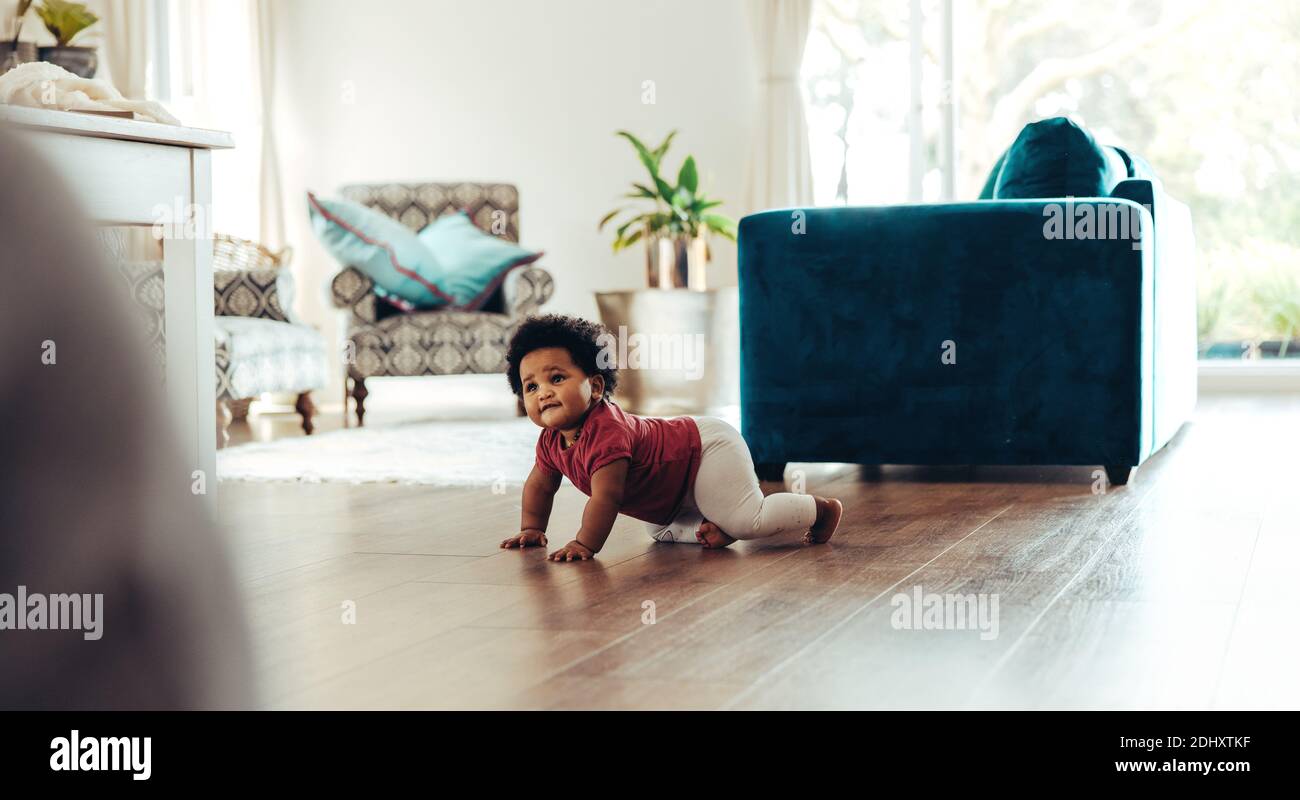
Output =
[
  {"x1": 977, "y1": 149, "x2": 1007, "y2": 199},
  {"x1": 214, "y1": 266, "x2": 292, "y2": 322},
  {"x1": 308, "y1": 192, "x2": 451, "y2": 311},
  {"x1": 993, "y1": 117, "x2": 1127, "y2": 199},
  {"x1": 1110, "y1": 145, "x2": 1162, "y2": 185},
  {"x1": 415, "y1": 211, "x2": 543, "y2": 311},
  {"x1": 214, "y1": 316, "x2": 330, "y2": 400}
]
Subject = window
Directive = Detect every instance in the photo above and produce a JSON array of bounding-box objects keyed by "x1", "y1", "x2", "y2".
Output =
[
  {"x1": 148, "y1": 0, "x2": 265, "y2": 242},
  {"x1": 803, "y1": 0, "x2": 953, "y2": 205},
  {"x1": 802, "y1": 0, "x2": 1300, "y2": 361}
]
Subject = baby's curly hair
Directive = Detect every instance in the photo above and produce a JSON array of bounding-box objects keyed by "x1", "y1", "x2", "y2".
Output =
[{"x1": 506, "y1": 314, "x2": 619, "y2": 399}]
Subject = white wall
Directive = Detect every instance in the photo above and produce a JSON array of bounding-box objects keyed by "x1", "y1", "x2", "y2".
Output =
[{"x1": 270, "y1": 0, "x2": 759, "y2": 404}]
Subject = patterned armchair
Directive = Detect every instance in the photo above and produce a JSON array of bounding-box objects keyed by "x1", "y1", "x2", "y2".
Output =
[
  {"x1": 328, "y1": 182, "x2": 555, "y2": 425},
  {"x1": 110, "y1": 238, "x2": 330, "y2": 448},
  {"x1": 213, "y1": 234, "x2": 329, "y2": 444}
]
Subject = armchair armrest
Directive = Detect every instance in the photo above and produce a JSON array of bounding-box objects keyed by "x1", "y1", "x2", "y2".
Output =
[
  {"x1": 503, "y1": 264, "x2": 555, "y2": 318},
  {"x1": 329, "y1": 266, "x2": 378, "y2": 326},
  {"x1": 214, "y1": 266, "x2": 293, "y2": 323}
]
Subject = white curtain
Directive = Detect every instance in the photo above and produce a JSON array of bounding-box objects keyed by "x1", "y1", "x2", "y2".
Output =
[
  {"x1": 88, "y1": 0, "x2": 283, "y2": 246},
  {"x1": 96, "y1": 0, "x2": 149, "y2": 99},
  {"x1": 252, "y1": 0, "x2": 283, "y2": 248},
  {"x1": 745, "y1": 0, "x2": 814, "y2": 213},
  {"x1": 151, "y1": 0, "x2": 283, "y2": 248}
]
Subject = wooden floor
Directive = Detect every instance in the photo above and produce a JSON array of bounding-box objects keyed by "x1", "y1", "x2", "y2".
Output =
[{"x1": 217, "y1": 391, "x2": 1300, "y2": 709}]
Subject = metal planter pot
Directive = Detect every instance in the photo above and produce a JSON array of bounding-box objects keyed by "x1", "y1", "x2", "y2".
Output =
[
  {"x1": 39, "y1": 45, "x2": 97, "y2": 78},
  {"x1": 0, "y1": 41, "x2": 37, "y2": 74},
  {"x1": 645, "y1": 234, "x2": 710, "y2": 290}
]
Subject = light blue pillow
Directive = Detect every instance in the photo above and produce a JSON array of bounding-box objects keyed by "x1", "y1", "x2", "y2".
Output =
[
  {"x1": 416, "y1": 211, "x2": 543, "y2": 310},
  {"x1": 307, "y1": 192, "x2": 450, "y2": 311}
]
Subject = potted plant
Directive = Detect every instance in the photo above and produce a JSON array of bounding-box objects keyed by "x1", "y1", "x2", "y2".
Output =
[
  {"x1": 1, "y1": 1, "x2": 37, "y2": 74},
  {"x1": 599, "y1": 130, "x2": 737, "y2": 290},
  {"x1": 36, "y1": 0, "x2": 98, "y2": 78}
]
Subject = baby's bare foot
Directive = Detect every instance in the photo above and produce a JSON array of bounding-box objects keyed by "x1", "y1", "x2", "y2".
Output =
[
  {"x1": 803, "y1": 497, "x2": 843, "y2": 544},
  {"x1": 695, "y1": 520, "x2": 735, "y2": 549}
]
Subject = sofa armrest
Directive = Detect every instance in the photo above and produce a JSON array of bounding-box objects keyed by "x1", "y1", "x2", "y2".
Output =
[
  {"x1": 503, "y1": 264, "x2": 555, "y2": 318},
  {"x1": 1111, "y1": 179, "x2": 1198, "y2": 458},
  {"x1": 330, "y1": 266, "x2": 378, "y2": 326},
  {"x1": 214, "y1": 267, "x2": 293, "y2": 323},
  {"x1": 738, "y1": 200, "x2": 1160, "y2": 467}
]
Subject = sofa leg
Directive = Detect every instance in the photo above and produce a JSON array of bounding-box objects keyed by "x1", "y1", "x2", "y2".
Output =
[
  {"x1": 754, "y1": 462, "x2": 786, "y2": 482},
  {"x1": 296, "y1": 391, "x2": 317, "y2": 435},
  {"x1": 1104, "y1": 465, "x2": 1133, "y2": 487},
  {"x1": 216, "y1": 399, "x2": 231, "y2": 449},
  {"x1": 352, "y1": 377, "x2": 368, "y2": 427}
]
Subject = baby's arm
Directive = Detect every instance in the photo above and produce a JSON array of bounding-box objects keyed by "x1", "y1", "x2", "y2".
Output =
[
  {"x1": 548, "y1": 459, "x2": 628, "y2": 561},
  {"x1": 500, "y1": 465, "x2": 562, "y2": 549}
]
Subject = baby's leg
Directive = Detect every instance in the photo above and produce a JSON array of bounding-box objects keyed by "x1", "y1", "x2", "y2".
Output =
[
  {"x1": 690, "y1": 417, "x2": 828, "y2": 542},
  {"x1": 644, "y1": 498, "x2": 704, "y2": 544}
]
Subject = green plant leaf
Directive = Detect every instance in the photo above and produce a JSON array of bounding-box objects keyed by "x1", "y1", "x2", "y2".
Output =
[
  {"x1": 616, "y1": 130, "x2": 666, "y2": 185},
  {"x1": 702, "y1": 213, "x2": 738, "y2": 241},
  {"x1": 598, "y1": 207, "x2": 628, "y2": 231},
  {"x1": 651, "y1": 130, "x2": 677, "y2": 164},
  {"x1": 624, "y1": 183, "x2": 658, "y2": 200},
  {"x1": 614, "y1": 214, "x2": 652, "y2": 242},
  {"x1": 652, "y1": 175, "x2": 676, "y2": 204},
  {"x1": 35, "y1": 0, "x2": 98, "y2": 46},
  {"x1": 677, "y1": 156, "x2": 698, "y2": 195},
  {"x1": 613, "y1": 227, "x2": 645, "y2": 253}
]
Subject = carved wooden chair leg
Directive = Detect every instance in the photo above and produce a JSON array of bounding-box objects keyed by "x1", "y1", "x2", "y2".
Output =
[
  {"x1": 343, "y1": 374, "x2": 350, "y2": 428},
  {"x1": 295, "y1": 391, "x2": 317, "y2": 435},
  {"x1": 352, "y1": 377, "x2": 368, "y2": 427},
  {"x1": 216, "y1": 399, "x2": 232, "y2": 449}
]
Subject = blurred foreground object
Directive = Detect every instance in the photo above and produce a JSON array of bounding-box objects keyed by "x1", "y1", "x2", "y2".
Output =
[{"x1": 0, "y1": 126, "x2": 252, "y2": 709}]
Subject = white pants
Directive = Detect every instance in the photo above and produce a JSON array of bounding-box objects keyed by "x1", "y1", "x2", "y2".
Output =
[{"x1": 645, "y1": 416, "x2": 817, "y2": 544}]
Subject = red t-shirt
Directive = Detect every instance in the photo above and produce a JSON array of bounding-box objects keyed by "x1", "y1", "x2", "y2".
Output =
[{"x1": 534, "y1": 398, "x2": 702, "y2": 526}]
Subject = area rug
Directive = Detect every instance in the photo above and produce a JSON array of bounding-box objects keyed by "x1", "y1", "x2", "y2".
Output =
[{"x1": 216, "y1": 418, "x2": 539, "y2": 486}]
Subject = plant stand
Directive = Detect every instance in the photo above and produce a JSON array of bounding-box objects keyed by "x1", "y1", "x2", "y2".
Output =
[{"x1": 593, "y1": 287, "x2": 739, "y2": 417}]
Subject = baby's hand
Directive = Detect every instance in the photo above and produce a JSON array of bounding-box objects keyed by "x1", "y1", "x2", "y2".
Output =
[
  {"x1": 547, "y1": 539, "x2": 595, "y2": 562},
  {"x1": 501, "y1": 529, "x2": 548, "y2": 549}
]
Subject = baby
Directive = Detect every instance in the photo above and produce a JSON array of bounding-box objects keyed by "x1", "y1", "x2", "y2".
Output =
[{"x1": 500, "y1": 314, "x2": 842, "y2": 561}]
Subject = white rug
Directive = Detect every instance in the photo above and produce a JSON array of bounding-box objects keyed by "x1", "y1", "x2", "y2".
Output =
[{"x1": 217, "y1": 418, "x2": 539, "y2": 486}]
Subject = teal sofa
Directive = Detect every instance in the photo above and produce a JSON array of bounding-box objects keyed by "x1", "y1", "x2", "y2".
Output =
[{"x1": 738, "y1": 119, "x2": 1197, "y2": 486}]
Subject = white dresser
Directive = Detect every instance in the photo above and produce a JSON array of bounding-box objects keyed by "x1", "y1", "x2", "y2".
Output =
[{"x1": 1, "y1": 105, "x2": 234, "y2": 502}]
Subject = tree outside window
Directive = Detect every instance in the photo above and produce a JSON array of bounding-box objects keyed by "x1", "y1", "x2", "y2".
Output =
[{"x1": 802, "y1": 0, "x2": 1300, "y2": 359}]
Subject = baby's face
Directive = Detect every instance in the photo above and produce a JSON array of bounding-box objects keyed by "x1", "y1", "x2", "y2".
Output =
[{"x1": 518, "y1": 346, "x2": 602, "y2": 431}]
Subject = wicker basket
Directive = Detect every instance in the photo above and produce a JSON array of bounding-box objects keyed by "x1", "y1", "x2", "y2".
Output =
[{"x1": 213, "y1": 233, "x2": 293, "y2": 272}]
